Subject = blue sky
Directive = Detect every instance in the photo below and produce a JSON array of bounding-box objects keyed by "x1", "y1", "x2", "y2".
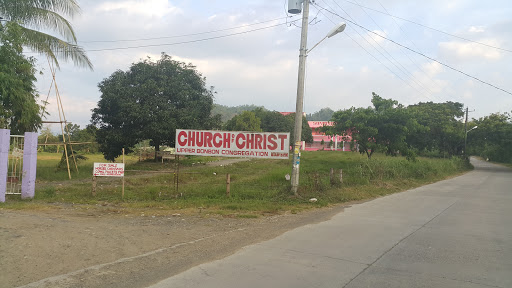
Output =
[{"x1": 29, "y1": 0, "x2": 512, "y2": 130}]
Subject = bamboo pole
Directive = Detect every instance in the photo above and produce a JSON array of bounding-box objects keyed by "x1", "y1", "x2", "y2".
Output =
[{"x1": 48, "y1": 59, "x2": 72, "y2": 180}]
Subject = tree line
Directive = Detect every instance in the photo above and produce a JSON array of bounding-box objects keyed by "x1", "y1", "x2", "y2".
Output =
[{"x1": 322, "y1": 93, "x2": 511, "y2": 163}]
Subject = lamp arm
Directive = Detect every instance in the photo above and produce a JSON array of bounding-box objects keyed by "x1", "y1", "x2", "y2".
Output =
[{"x1": 307, "y1": 35, "x2": 328, "y2": 55}]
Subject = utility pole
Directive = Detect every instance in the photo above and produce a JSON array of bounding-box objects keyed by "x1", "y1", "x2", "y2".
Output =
[
  {"x1": 464, "y1": 107, "x2": 475, "y2": 157},
  {"x1": 291, "y1": 0, "x2": 310, "y2": 195},
  {"x1": 464, "y1": 107, "x2": 469, "y2": 157}
]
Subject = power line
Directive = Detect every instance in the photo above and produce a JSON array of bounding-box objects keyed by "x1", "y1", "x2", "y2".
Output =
[
  {"x1": 79, "y1": 16, "x2": 300, "y2": 44},
  {"x1": 323, "y1": 0, "x2": 440, "y2": 101},
  {"x1": 321, "y1": 7, "x2": 512, "y2": 96},
  {"x1": 351, "y1": 0, "x2": 440, "y2": 98},
  {"x1": 315, "y1": 1, "x2": 435, "y2": 101},
  {"x1": 24, "y1": 20, "x2": 299, "y2": 54},
  {"x1": 336, "y1": 0, "x2": 512, "y2": 53},
  {"x1": 86, "y1": 22, "x2": 293, "y2": 52},
  {"x1": 375, "y1": 0, "x2": 449, "y2": 99}
]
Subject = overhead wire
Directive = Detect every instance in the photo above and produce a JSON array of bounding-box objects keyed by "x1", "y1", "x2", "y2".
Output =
[
  {"x1": 337, "y1": 0, "x2": 512, "y2": 53},
  {"x1": 349, "y1": 0, "x2": 443, "y2": 101},
  {"x1": 31, "y1": 19, "x2": 301, "y2": 53},
  {"x1": 375, "y1": 0, "x2": 450, "y2": 100},
  {"x1": 322, "y1": 0, "x2": 439, "y2": 102},
  {"x1": 80, "y1": 16, "x2": 300, "y2": 44},
  {"x1": 314, "y1": 1, "x2": 435, "y2": 101},
  {"x1": 320, "y1": 4, "x2": 512, "y2": 96}
]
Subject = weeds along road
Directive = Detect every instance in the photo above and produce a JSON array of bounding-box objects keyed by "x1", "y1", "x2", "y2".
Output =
[{"x1": 149, "y1": 158, "x2": 512, "y2": 288}]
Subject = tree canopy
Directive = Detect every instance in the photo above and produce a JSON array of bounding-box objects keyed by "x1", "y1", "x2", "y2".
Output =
[
  {"x1": 307, "y1": 107, "x2": 334, "y2": 121},
  {"x1": 324, "y1": 92, "x2": 468, "y2": 160},
  {"x1": 91, "y1": 53, "x2": 221, "y2": 161},
  {"x1": 225, "y1": 111, "x2": 262, "y2": 132},
  {"x1": 327, "y1": 93, "x2": 419, "y2": 159},
  {"x1": 406, "y1": 101, "x2": 464, "y2": 157},
  {"x1": 0, "y1": 0, "x2": 92, "y2": 69},
  {"x1": 0, "y1": 22, "x2": 42, "y2": 133},
  {"x1": 212, "y1": 104, "x2": 264, "y2": 122},
  {"x1": 224, "y1": 108, "x2": 313, "y2": 143},
  {"x1": 468, "y1": 112, "x2": 512, "y2": 163}
]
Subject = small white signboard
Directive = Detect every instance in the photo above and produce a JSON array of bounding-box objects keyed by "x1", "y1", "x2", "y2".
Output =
[{"x1": 93, "y1": 163, "x2": 125, "y2": 177}]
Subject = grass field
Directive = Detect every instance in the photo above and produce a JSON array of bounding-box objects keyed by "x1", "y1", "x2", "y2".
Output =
[{"x1": 2, "y1": 151, "x2": 472, "y2": 216}]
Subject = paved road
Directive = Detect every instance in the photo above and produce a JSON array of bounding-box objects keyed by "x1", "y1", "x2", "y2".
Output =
[{"x1": 149, "y1": 158, "x2": 512, "y2": 288}]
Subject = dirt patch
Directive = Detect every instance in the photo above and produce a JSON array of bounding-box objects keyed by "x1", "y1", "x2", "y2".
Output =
[{"x1": 0, "y1": 204, "x2": 346, "y2": 288}]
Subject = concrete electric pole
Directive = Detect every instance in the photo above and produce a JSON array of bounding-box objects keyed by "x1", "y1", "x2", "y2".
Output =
[{"x1": 290, "y1": 0, "x2": 310, "y2": 195}]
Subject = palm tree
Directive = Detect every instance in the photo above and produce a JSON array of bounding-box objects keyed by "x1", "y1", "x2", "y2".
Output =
[{"x1": 0, "y1": 0, "x2": 93, "y2": 69}]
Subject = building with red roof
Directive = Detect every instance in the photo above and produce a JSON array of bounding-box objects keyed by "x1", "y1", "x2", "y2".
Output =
[
  {"x1": 279, "y1": 113, "x2": 353, "y2": 151},
  {"x1": 306, "y1": 121, "x2": 352, "y2": 151}
]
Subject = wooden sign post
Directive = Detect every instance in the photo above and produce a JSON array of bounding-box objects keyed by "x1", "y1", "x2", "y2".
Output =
[
  {"x1": 122, "y1": 148, "x2": 125, "y2": 199},
  {"x1": 92, "y1": 162, "x2": 125, "y2": 197}
]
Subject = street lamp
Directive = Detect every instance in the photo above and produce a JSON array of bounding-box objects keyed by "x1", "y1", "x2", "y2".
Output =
[
  {"x1": 289, "y1": 0, "x2": 346, "y2": 195},
  {"x1": 464, "y1": 125, "x2": 478, "y2": 156}
]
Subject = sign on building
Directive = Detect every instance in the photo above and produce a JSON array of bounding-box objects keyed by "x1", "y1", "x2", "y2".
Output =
[
  {"x1": 93, "y1": 163, "x2": 125, "y2": 177},
  {"x1": 175, "y1": 129, "x2": 290, "y2": 159}
]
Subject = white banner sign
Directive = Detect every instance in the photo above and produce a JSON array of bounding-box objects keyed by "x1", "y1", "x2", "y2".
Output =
[
  {"x1": 93, "y1": 163, "x2": 125, "y2": 177},
  {"x1": 176, "y1": 129, "x2": 290, "y2": 159}
]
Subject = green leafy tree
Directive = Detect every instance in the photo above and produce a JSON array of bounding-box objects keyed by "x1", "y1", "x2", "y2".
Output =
[
  {"x1": 38, "y1": 126, "x2": 59, "y2": 152},
  {"x1": 57, "y1": 123, "x2": 98, "y2": 153},
  {"x1": 212, "y1": 104, "x2": 264, "y2": 123},
  {"x1": 0, "y1": 0, "x2": 92, "y2": 69},
  {"x1": 406, "y1": 101, "x2": 464, "y2": 157},
  {"x1": 224, "y1": 109, "x2": 313, "y2": 143},
  {"x1": 328, "y1": 106, "x2": 379, "y2": 159},
  {"x1": 327, "y1": 93, "x2": 415, "y2": 159},
  {"x1": 0, "y1": 22, "x2": 42, "y2": 133},
  {"x1": 225, "y1": 111, "x2": 262, "y2": 132},
  {"x1": 253, "y1": 108, "x2": 292, "y2": 133},
  {"x1": 307, "y1": 107, "x2": 334, "y2": 121},
  {"x1": 63, "y1": 123, "x2": 80, "y2": 139},
  {"x1": 469, "y1": 112, "x2": 512, "y2": 163},
  {"x1": 285, "y1": 113, "x2": 313, "y2": 144},
  {"x1": 92, "y1": 53, "x2": 221, "y2": 161}
]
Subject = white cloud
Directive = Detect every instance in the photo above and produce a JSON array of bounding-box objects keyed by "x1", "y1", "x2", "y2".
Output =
[
  {"x1": 469, "y1": 26, "x2": 485, "y2": 33},
  {"x1": 422, "y1": 61, "x2": 443, "y2": 77},
  {"x1": 410, "y1": 62, "x2": 447, "y2": 95},
  {"x1": 439, "y1": 40, "x2": 502, "y2": 61},
  {"x1": 96, "y1": 0, "x2": 183, "y2": 18},
  {"x1": 366, "y1": 30, "x2": 387, "y2": 45},
  {"x1": 463, "y1": 90, "x2": 473, "y2": 99}
]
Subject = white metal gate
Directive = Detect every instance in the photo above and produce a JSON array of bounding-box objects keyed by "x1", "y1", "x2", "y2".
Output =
[{"x1": 6, "y1": 135, "x2": 24, "y2": 195}]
